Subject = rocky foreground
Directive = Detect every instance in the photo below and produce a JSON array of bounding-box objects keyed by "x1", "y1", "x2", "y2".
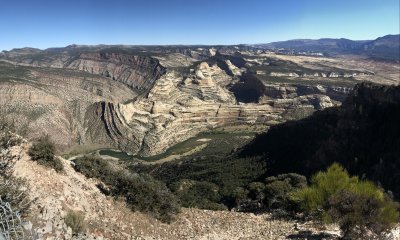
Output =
[
  {"x1": 1, "y1": 132, "x2": 399, "y2": 239},
  {"x1": 0, "y1": 134, "x2": 345, "y2": 240}
]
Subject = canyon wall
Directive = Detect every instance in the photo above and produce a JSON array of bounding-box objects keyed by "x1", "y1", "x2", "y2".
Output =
[
  {"x1": 67, "y1": 52, "x2": 166, "y2": 91},
  {"x1": 85, "y1": 63, "x2": 335, "y2": 156}
]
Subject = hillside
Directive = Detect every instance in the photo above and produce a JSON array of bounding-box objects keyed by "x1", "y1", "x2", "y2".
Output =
[
  {"x1": 0, "y1": 39, "x2": 398, "y2": 239},
  {"x1": 0, "y1": 130, "x2": 343, "y2": 239},
  {"x1": 240, "y1": 82, "x2": 400, "y2": 198}
]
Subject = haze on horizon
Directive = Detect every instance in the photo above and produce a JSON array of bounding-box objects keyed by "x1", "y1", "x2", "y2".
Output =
[{"x1": 0, "y1": 0, "x2": 399, "y2": 51}]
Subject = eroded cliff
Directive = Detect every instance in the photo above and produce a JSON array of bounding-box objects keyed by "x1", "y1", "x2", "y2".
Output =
[
  {"x1": 67, "y1": 52, "x2": 166, "y2": 91},
  {"x1": 87, "y1": 62, "x2": 336, "y2": 156}
]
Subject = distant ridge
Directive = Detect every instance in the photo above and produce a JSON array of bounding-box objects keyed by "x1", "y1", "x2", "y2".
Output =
[
  {"x1": 2, "y1": 34, "x2": 399, "y2": 62},
  {"x1": 254, "y1": 34, "x2": 400, "y2": 62}
]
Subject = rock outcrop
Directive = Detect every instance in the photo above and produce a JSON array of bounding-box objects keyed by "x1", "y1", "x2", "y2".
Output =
[
  {"x1": 2, "y1": 46, "x2": 397, "y2": 156},
  {"x1": 87, "y1": 63, "x2": 336, "y2": 156},
  {"x1": 267, "y1": 71, "x2": 374, "y2": 78},
  {"x1": 67, "y1": 52, "x2": 166, "y2": 91},
  {"x1": 0, "y1": 61, "x2": 135, "y2": 151}
]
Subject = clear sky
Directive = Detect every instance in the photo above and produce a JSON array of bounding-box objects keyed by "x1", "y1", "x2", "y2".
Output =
[{"x1": 0, "y1": 0, "x2": 399, "y2": 50}]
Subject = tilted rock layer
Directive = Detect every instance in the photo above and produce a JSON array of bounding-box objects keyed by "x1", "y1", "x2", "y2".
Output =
[
  {"x1": 2, "y1": 46, "x2": 398, "y2": 155},
  {"x1": 67, "y1": 52, "x2": 166, "y2": 91},
  {"x1": 88, "y1": 62, "x2": 335, "y2": 156}
]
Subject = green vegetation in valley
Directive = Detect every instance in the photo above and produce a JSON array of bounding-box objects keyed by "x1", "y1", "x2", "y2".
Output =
[
  {"x1": 135, "y1": 131, "x2": 255, "y2": 161},
  {"x1": 73, "y1": 155, "x2": 180, "y2": 223},
  {"x1": 256, "y1": 75, "x2": 358, "y2": 88},
  {"x1": 131, "y1": 152, "x2": 266, "y2": 209}
]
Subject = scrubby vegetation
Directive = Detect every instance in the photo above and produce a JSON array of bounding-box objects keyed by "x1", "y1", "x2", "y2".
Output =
[
  {"x1": 73, "y1": 155, "x2": 180, "y2": 222},
  {"x1": 28, "y1": 135, "x2": 64, "y2": 172},
  {"x1": 240, "y1": 83, "x2": 400, "y2": 199},
  {"x1": 291, "y1": 163, "x2": 399, "y2": 239},
  {"x1": 66, "y1": 83, "x2": 399, "y2": 237},
  {"x1": 0, "y1": 127, "x2": 32, "y2": 216},
  {"x1": 133, "y1": 155, "x2": 266, "y2": 209},
  {"x1": 170, "y1": 180, "x2": 226, "y2": 210},
  {"x1": 230, "y1": 173, "x2": 307, "y2": 215},
  {"x1": 64, "y1": 211, "x2": 86, "y2": 235},
  {"x1": 0, "y1": 176, "x2": 32, "y2": 216}
]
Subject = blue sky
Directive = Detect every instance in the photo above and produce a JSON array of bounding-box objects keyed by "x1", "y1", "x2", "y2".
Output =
[{"x1": 0, "y1": 0, "x2": 399, "y2": 50}]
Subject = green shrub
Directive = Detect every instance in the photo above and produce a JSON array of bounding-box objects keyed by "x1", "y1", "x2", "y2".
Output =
[
  {"x1": 170, "y1": 179, "x2": 226, "y2": 210},
  {"x1": 74, "y1": 155, "x2": 181, "y2": 223},
  {"x1": 264, "y1": 173, "x2": 307, "y2": 210},
  {"x1": 231, "y1": 187, "x2": 249, "y2": 206},
  {"x1": 115, "y1": 171, "x2": 181, "y2": 223},
  {"x1": 0, "y1": 176, "x2": 31, "y2": 216},
  {"x1": 64, "y1": 211, "x2": 86, "y2": 235},
  {"x1": 28, "y1": 135, "x2": 63, "y2": 172},
  {"x1": 229, "y1": 173, "x2": 307, "y2": 213},
  {"x1": 73, "y1": 154, "x2": 114, "y2": 180},
  {"x1": 291, "y1": 163, "x2": 399, "y2": 239},
  {"x1": 248, "y1": 182, "x2": 265, "y2": 201},
  {"x1": 135, "y1": 155, "x2": 266, "y2": 200},
  {"x1": 0, "y1": 131, "x2": 22, "y2": 150}
]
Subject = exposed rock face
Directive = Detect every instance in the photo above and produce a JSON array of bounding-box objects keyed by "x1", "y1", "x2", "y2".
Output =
[
  {"x1": 225, "y1": 60, "x2": 243, "y2": 76},
  {"x1": 3, "y1": 46, "x2": 396, "y2": 156},
  {"x1": 240, "y1": 83, "x2": 400, "y2": 199},
  {"x1": 268, "y1": 71, "x2": 373, "y2": 78},
  {"x1": 67, "y1": 52, "x2": 166, "y2": 91},
  {"x1": 88, "y1": 63, "x2": 336, "y2": 156},
  {"x1": 260, "y1": 84, "x2": 351, "y2": 102},
  {"x1": 0, "y1": 62, "x2": 136, "y2": 151},
  {"x1": 154, "y1": 53, "x2": 197, "y2": 68}
]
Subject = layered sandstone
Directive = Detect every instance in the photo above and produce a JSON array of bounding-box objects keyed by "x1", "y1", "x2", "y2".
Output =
[
  {"x1": 90, "y1": 63, "x2": 335, "y2": 156},
  {"x1": 67, "y1": 52, "x2": 166, "y2": 91}
]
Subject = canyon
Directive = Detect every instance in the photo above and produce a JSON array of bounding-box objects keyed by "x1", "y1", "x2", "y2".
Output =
[
  {"x1": 0, "y1": 39, "x2": 399, "y2": 239},
  {"x1": 0, "y1": 45, "x2": 399, "y2": 156}
]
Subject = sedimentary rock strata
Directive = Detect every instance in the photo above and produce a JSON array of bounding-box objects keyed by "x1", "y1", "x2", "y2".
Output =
[
  {"x1": 67, "y1": 52, "x2": 166, "y2": 91},
  {"x1": 2, "y1": 46, "x2": 397, "y2": 155}
]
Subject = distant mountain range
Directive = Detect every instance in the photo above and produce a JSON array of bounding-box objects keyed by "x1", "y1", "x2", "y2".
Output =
[
  {"x1": 255, "y1": 34, "x2": 400, "y2": 62},
  {"x1": 1, "y1": 35, "x2": 398, "y2": 64}
]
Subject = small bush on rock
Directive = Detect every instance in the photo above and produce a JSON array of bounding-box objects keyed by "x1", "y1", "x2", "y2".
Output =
[
  {"x1": 0, "y1": 176, "x2": 32, "y2": 216},
  {"x1": 64, "y1": 211, "x2": 86, "y2": 235},
  {"x1": 28, "y1": 135, "x2": 63, "y2": 172}
]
